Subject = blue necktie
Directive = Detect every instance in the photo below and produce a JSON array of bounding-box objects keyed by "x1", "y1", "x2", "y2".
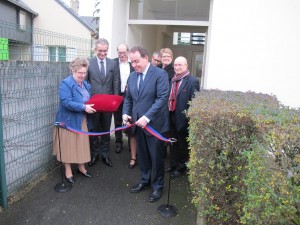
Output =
[
  {"x1": 138, "y1": 73, "x2": 144, "y2": 94},
  {"x1": 100, "y1": 61, "x2": 105, "y2": 77}
]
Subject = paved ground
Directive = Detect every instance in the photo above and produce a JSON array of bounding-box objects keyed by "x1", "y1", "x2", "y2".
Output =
[{"x1": 0, "y1": 139, "x2": 197, "y2": 225}]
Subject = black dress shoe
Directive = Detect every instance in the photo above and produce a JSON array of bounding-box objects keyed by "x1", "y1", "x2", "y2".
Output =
[
  {"x1": 149, "y1": 189, "x2": 162, "y2": 202},
  {"x1": 66, "y1": 176, "x2": 75, "y2": 184},
  {"x1": 115, "y1": 143, "x2": 123, "y2": 153},
  {"x1": 130, "y1": 183, "x2": 151, "y2": 193},
  {"x1": 88, "y1": 155, "x2": 99, "y2": 167},
  {"x1": 102, "y1": 157, "x2": 112, "y2": 167},
  {"x1": 77, "y1": 169, "x2": 93, "y2": 178}
]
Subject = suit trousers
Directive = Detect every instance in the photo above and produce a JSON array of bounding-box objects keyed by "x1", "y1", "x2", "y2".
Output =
[
  {"x1": 136, "y1": 127, "x2": 164, "y2": 191},
  {"x1": 169, "y1": 112, "x2": 189, "y2": 171},
  {"x1": 89, "y1": 111, "x2": 112, "y2": 158}
]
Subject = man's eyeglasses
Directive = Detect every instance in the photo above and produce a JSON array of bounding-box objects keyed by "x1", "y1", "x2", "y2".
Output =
[{"x1": 118, "y1": 51, "x2": 128, "y2": 55}]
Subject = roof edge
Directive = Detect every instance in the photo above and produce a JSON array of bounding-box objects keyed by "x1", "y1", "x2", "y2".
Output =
[{"x1": 55, "y1": 0, "x2": 98, "y2": 34}]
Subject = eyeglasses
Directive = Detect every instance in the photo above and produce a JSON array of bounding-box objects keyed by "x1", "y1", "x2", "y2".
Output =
[
  {"x1": 162, "y1": 55, "x2": 171, "y2": 58},
  {"x1": 76, "y1": 71, "x2": 87, "y2": 75},
  {"x1": 118, "y1": 51, "x2": 128, "y2": 55}
]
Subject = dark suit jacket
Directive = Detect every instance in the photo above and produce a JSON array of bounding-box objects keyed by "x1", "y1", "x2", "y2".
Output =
[
  {"x1": 113, "y1": 58, "x2": 134, "y2": 94},
  {"x1": 172, "y1": 75, "x2": 200, "y2": 132},
  {"x1": 158, "y1": 63, "x2": 175, "y2": 83},
  {"x1": 123, "y1": 64, "x2": 169, "y2": 134},
  {"x1": 87, "y1": 57, "x2": 120, "y2": 95}
]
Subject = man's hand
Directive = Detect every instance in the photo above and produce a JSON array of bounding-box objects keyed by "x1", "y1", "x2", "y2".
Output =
[
  {"x1": 135, "y1": 116, "x2": 148, "y2": 128},
  {"x1": 122, "y1": 114, "x2": 132, "y2": 126}
]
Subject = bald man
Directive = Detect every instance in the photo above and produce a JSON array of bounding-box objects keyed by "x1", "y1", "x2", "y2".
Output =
[{"x1": 167, "y1": 56, "x2": 200, "y2": 178}]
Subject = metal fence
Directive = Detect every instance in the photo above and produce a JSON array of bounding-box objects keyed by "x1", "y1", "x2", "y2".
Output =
[
  {"x1": 0, "y1": 21, "x2": 93, "y2": 208},
  {"x1": 0, "y1": 61, "x2": 68, "y2": 208}
]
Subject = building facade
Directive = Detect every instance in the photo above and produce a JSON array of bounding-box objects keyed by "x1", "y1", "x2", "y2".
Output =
[{"x1": 99, "y1": 0, "x2": 300, "y2": 108}]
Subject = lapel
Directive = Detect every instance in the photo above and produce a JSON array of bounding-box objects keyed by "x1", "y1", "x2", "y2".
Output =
[
  {"x1": 103, "y1": 60, "x2": 110, "y2": 82},
  {"x1": 133, "y1": 71, "x2": 140, "y2": 97},
  {"x1": 70, "y1": 76, "x2": 83, "y2": 96},
  {"x1": 138, "y1": 67, "x2": 153, "y2": 97},
  {"x1": 94, "y1": 58, "x2": 105, "y2": 82},
  {"x1": 177, "y1": 76, "x2": 189, "y2": 95}
]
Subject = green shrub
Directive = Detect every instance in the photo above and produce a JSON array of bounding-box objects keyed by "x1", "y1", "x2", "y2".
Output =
[{"x1": 187, "y1": 89, "x2": 300, "y2": 225}]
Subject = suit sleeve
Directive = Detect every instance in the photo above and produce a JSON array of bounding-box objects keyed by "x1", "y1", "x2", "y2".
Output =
[
  {"x1": 144, "y1": 70, "x2": 169, "y2": 121},
  {"x1": 190, "y1": 77, "x2": 200, "y2": 99},
  {"x1": 122, "y1": 74, "x2": 133, "y2": 116}
]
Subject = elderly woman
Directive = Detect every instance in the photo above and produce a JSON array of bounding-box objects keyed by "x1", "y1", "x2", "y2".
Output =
[
  {"x1": 53, "y1": 57, "x2": 96, "y2": 184},
  {"x1": 159, "y1": 48, "x2": 175, "y2": 83}
]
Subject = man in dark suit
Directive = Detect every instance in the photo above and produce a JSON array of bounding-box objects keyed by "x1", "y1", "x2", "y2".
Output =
[
  {"x1": 167, "y1": 56, "x2": 200, "y2": 178},
  {"x1": 123, "y1": 45, "x2": 169, "y2": 202},
  {"x1": 87, "y1": 38, "x2": 120, "y2": 167},
  {"x1": 113, "y1": 43, "x2": 134, "y2": 153}
]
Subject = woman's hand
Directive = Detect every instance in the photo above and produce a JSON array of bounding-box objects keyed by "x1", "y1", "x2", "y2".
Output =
[{"x1": 85, "y1": 104, "x2": 96, "y2": 114}]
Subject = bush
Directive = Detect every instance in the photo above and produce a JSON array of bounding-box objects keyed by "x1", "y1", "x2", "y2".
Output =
[{"x1": 187, "y1": 89, "x2": 300, "y2": 225}]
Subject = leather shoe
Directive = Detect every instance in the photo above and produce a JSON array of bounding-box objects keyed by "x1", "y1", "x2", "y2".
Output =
[
  {"x1": 115, "y1": 143, "x2": 123, "y2": 153},
  {"x1": 102, "y1": 157, "x2": 112, "y2": 167},
  {"x1": 77, "y1": 169, "x2": 92, "y2": 178},
  {"x1": 66, "y1": 176, "x2": 75, "y2": 184},
  {"x1": 88, "y1": 155, "x2": 99, "y2": 167},
  {"x1": 149, "y1": 189, "x2": 162, "y2": 202},
  {"x1": 130, "y1": 183, "x2": 151, "y2": 193}
]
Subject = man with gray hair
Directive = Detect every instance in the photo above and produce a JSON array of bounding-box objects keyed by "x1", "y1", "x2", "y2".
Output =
[{"x1": 87, "y1": 38, "x2": 120, "y2": 167}]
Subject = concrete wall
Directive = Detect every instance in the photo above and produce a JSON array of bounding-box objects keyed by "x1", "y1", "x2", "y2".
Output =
[
  {"x1": 206, "y1": 0, "x2": 300, "y2": 108},
  {"x1": 99, "y1": 0, "x2": 130, "y2": 58}
]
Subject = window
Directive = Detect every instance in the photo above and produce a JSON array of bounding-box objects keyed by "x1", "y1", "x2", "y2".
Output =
[
  {"x1": 49, "y1": 46, "x2": 66, "y2": 62},
  {"x1": 173, "y1": 32, "x2": 205, "y2": 46},
  {"x1": 18, "y1": 10, "x2": 26, "y2": 31}
]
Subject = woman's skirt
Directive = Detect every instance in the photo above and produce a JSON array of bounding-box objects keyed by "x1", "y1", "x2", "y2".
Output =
[{"x1": 53, "y1": 117, "x2": 90, "y2": 164}]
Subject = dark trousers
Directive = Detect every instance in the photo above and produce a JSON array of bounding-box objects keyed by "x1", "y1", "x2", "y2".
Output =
[
  {"x1": 169, "y1": 112, "x2": 189, "y2": 171},
  {"x1": 136, "y1": 127, "x2": 164, "y2": 191},
  {"x1": 89, "y1": 111, "x2": 112, "y2": 158},
  {"x1": 113, "y1": 98, "x2": 124, "y2": 144}
]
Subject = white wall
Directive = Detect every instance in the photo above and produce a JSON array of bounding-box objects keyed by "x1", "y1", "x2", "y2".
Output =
[
  {"x1": 206, "y1": 0, "x2": 300, "y2": 108},
  {"x1": 23, "y1": 0, "x2": 91, "y2": 39},
  {"x1": 99, "y1": 0, "x2": 130, "y2": 58}
]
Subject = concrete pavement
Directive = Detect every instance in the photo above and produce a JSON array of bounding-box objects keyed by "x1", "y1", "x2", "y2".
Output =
[{"x1": 0, "y1": 139, "x2": 197, "y2": 225}]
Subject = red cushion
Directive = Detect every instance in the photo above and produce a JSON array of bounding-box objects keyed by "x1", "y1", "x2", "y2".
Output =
[{"x1": 86, "y1": 94, "x2": 123, "y2": 112}]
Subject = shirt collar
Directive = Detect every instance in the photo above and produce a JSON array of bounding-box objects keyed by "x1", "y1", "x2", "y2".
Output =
[
  {"x1": 141, "y1": 62, "x2": 150, "y2": 75},
  {"x1": 97, "y1": 58, "x2": 106, "y2": 64}
]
